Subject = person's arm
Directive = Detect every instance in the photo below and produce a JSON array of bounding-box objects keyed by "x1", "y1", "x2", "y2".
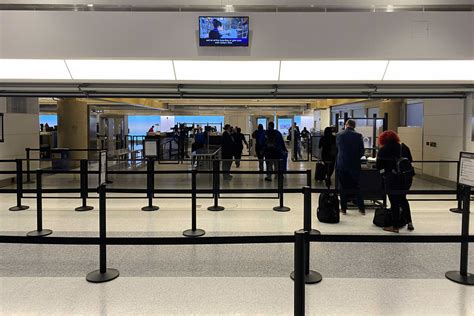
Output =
[
  {"x1": 358, "y1": 134, "x2": 365, "y2": 158},
  {"x1": 403, "y1": 144, "x2": 413, "y2": 162},
  {"x1": 319, "y1": 137, "x2": 325, "y2": 149},
  {"x1": 279, "y1": 134, "x2": 287, "y2": 152}
]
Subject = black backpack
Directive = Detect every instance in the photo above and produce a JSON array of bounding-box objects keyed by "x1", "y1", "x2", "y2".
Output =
[
  {"x1": 373, "y1": 207, "x2": 407, "y2": 228},
  {"x1": 394, "y1": 144, "x2": 415, "y2": 184},
  {"x1": 317, "y1": 192, "x2": 340, "y2": 223},
  {"x1": 265, "y1": 131, "x2": 277, "y2": 149}
]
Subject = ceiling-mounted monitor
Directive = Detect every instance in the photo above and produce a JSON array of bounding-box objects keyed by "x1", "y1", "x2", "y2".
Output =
[{"x1": 199, "y1": 16, "x2": 249, "y2": 47}]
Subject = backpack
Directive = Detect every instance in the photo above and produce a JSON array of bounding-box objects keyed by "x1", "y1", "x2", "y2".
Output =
[
  {"x1": 256, "y1": 130, "x2": 266, "y2": 147},
  {"x1": 265, "y1": 130, "x2": 277, "y2": 149},
  {"x1": 394, "y1": 144, "x2": 414, "y2": 184},
  {"x1": 317, "y1": 192, "x2": 340, "y2": 223},
  {"x1": 373, "y1": 207, "x2": 407, "y2": 228}
]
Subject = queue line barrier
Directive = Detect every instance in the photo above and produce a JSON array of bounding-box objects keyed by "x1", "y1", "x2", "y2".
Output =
[{"x1": 0, "y1": 183, "x2": 472, "y2": 315}]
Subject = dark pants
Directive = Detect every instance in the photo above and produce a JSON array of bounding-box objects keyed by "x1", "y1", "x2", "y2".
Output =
[
  {"x1": 222, "y1": 158, "x2": 232, "y2": 177},
  {"x1": 324, "y1": 160, "x2": 335, "y2": 186},
  {"x1": 234, "y1": 147, "x2": 243, "y2": 168},
  {"x1": 337, "y1": 169, "x2": 365, "y2": 212},
  {"x1": 265, "y1": 158, "x2": 279, "y2": 179},
  {"x1": 385, "y1": 174, "x2": 413, "y2": 227},
  {"x1": 256, "y1": 145, "x2": 264, "y2": 172}
]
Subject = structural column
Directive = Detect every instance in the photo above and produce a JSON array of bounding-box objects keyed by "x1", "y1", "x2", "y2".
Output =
[{"x1": 57, "y1": 98, "x2": 90, "y2": 163}]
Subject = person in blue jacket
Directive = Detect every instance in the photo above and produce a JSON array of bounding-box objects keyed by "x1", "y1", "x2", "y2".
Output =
[{"x1": 336, "y1": 119, "x2": 366, "y2": 215}]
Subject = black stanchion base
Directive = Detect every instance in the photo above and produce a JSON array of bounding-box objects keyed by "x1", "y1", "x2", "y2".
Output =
[
  {"x1": 86, "y1": 268, "x2": 120, "y2": 283},
  {"x1": 183, "y1": 229, "x2": 206, "y2": 237},
  {"x1": 446, "y1": 271, "x2": 474, "y2": 285},
  {"x1": 207, "y1": 205, "x2": 225, "y2": 212},
  {"x1": 75, "y1": 206, "x2": 94, "y2": 212},
  {"x1": 9, "y1": 205, "x2": 29, "y2": 211},
  {"x1": 273, "y1": 206, "x2": 291, "y2": 212},
  {"x1": 27, "y1": 229, "x2": 53, "y2": 237},
  {"x1": 290, "y1": 270, "x2": 323, "y2": 284},
  {"x1": 449, "y1": 208, "x2": 463, "y2": 214},
  {"x1": 141, "y1": 205, "x2": 159, "y2": 212}
]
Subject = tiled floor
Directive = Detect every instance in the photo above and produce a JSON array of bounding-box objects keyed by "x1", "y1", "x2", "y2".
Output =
[{"x1": 0, "y1": 158, "x2": 472, "y2": 315}]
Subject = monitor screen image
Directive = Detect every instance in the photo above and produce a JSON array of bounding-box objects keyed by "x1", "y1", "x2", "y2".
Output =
[{"x1": 199, "y1": 16, "x2": 249, "y2": 47}]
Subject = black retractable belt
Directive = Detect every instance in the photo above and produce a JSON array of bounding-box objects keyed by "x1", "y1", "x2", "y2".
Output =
[
  {"x1": 27, "y1": 169, "x2": 52, "y2": 237},
  {"x1": 75, "y1": 159, "x2": 94, "y2": 212},
  {"x1": 9, "y1": 159, "x2": 29, "y2": 211},
  {"x1": 86, "y1": 184, "x2": 119, "y2": 283},
  {"x1": 141, "y1": 157, "x2": 159, "y2": 211}
]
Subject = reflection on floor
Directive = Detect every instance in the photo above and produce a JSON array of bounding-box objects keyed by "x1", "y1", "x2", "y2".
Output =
[{"x1": 1, "y1": 158, "x2": 471, "y2": 315}]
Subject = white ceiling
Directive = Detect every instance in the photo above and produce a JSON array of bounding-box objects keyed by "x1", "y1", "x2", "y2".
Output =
[{"x1": 0, "y1": 0, "x2": 472, "y2": 6}]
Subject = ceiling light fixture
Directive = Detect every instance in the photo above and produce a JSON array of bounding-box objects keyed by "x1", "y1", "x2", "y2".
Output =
[
  {"x1": 383, "y1": 60, "x2": 474, "y2": 81},
  {"x1": 0, "y1": 59, "x2": 72, "y2": 80}
]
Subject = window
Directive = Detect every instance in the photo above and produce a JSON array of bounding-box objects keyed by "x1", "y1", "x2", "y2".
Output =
[{"x1": 406, "y1": 102, "x2": 424, "y2": 127}]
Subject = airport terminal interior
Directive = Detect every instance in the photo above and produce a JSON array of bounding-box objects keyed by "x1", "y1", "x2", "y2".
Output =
[{"x1": 0, "y1": 1, "x2": 473, "y2": 315}]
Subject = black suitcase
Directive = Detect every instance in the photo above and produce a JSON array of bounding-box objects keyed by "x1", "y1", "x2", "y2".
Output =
[
  {"x1": 317, "y1": 192, "x2": 340, "y2": 223},
  {"x1": 315, "y1": 162, "x2": 327, "y2": 181},
  {"x1": 373, "y1": 207, "x2": 407, "y2": 228}
]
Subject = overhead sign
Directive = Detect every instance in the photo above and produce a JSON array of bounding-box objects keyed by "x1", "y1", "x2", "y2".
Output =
[{"x1": 459, "y1": 152, "x2": 474, "y2": 187}]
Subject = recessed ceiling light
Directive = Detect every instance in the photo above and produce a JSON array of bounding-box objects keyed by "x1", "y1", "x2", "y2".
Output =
[{"x1": 87, "y1": 4, "x2": 94, "y2": 7}]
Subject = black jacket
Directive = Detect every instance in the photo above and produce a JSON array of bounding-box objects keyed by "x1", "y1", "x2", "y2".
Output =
[
  {"x1": 221, "y1": 131, "x2": 234, "y2": 159},
  {"x1": 335, "y1": 128, "x2": 365, "y2": 172},
  {"x1": 319, "y1": 135, "x2": 336, "y2": 162},
  {"x1": 376, "y1": 142, "x2": 413, "y2": 174}
]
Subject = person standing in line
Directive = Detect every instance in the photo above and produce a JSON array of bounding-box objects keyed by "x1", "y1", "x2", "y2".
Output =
[
  {"x1": 319, "y1": 126, "x2": 337, "y2": 187},
  {"x1": 335, "y1": 119, "x2": 366, "y2": 215},
  {"x1": 233, "y1": 127, "x2": 248, "y2": 168},
  {"x1": 289, "y1": 123, "x2": 302, "y2": 160},
  {"x1": 221, "y1": 124, "x2": 234, "y2": 180},
  {"x1": 264, "y1": 121, "x2": 287, "y2": 181},
  {"x1": 376, "y1": 130, "x2": 415, "y2": 233},
  {"x1": 252, "y1": 124, "x2": 266, "y2": 172}
]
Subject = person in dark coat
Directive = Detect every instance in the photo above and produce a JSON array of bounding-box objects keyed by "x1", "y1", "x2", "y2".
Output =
[
  {"x1": 319, "y1": 126, "x2": 337, "y2": 187},
  {"x1": 336, "y1": 119, "x2": 366, "y2": 215},
  {"x1": 376, "y1": 130, "x2": 415, "y2": 233},
  {"x1": 221, "y1": 124, "x2": 234, "y2": 180},
  {"x1": 252, "y1": 124, "x2": 266, "y2": 172},
  {"x1": 233, "y1": 127, "x2": 248, "y2": 168},
  {"x1": 264, "y1": 121, "x2": 287, "y2": 181}
]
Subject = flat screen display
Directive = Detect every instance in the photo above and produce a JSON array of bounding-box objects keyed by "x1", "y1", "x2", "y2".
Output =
[{"x1": 199, "y1": 16, "x2": 249, "y2": 47}]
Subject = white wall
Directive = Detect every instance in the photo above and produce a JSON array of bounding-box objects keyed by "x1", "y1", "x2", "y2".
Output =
[
  {"x1": 422, "y1": 99, "x2": 464, "y2": 182},
  {"x1": 398, "y1": 126, "x2": 423, "y2": 171},
  {"x1": 1, "y1": 11, "x2": 472, "y2": 60},
  {"x1": 224, "y1": 115, "x2": 250, "y2": 134},
  {"x1": 160, "y1": 116, "x2": 175, "y2": 133},
  {"x1": 0, "y1": 98, "x2": 39, "y2": 182}
]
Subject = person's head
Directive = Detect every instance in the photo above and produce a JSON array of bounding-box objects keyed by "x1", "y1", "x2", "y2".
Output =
[
  {"x1": 378, "y1": 130, "x2": 400, "y2": 147},
  {"x1": 345, "y1": 119, "x2": 356, "y2": 129},
  {"x1": 258, "y1": 124, "x2": 263, "y2": 131},
  {"x1": 236, "y1": 127, "x2": 242, "y2": 134},
  {"x1": 268, "y1": 121, "x2": 275, "y2": 130},
  {"x1": 224, "y1": 124, "x2": 231, "y2": 132},
  {"x1": 303, "y1": 127, "x2": 307, "y2": 131},
  {"x1": 323, "y1": 126, "x2": 334, "y2": 137},
  {"x1": 212, "y1": 19, "x2": 222, "y2": 29}
]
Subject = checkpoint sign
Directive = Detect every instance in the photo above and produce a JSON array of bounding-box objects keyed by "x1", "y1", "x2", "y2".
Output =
[{"x1": 459, "y1": 152, "x2": 474, "y2": 187}]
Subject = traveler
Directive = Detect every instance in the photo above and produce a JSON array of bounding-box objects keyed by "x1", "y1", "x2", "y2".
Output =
[
  {"x1": 301, "y1": 127, "x2": 310, "y2": 151},
  {"x1": 319, "y1": 126, "x2": 337, "y2": 187},
  {"x1": 221, "y1": 124, "x2": 234, "y2": 180},
  {"x1": 376, "y1": 130, "x2": 415, "y2": 233},
  {"x1": 336, "y1": 119, "x2": 366, "y2": 215},
  {"x1": 233, "y1": 127, "x2": 248, "y2": 168},
  {"x1": 264, "y1": 121, "x2": 287, "y2": 181},
  {"x1": 289, "y1": 123, "x2": 302, "y2": 160},
  {"x1": 252, "y1": 124, "x2": 266, "y2": 172}
]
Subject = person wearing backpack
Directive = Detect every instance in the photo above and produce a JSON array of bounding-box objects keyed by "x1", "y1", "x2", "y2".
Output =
[
  {"x1": 264, "y1": 121, "x2": 287, "y2": 181},
  {"x1": 252, "y1": 124, "x2": 266, "y2": 172},
  {"x1": 376, "y1": 130, "x2": 415, "y2": 233}
]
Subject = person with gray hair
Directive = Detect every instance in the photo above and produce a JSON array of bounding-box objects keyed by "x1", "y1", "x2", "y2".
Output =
[{"x1": 335, "y1": 119, "x2": 366, "y2": 215}]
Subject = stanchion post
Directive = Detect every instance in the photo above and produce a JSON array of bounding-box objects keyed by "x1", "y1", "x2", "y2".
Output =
[
  {"x1": 450, "y1": 161, "x2": 463, "y2": 214},
  {"x1": 75, "y1": 159, "x2": 94, "y2": 212},
  {"x1": 208, "y1": 159, "x2": 224, "y2": 211},
  {"x1": 183, "y1": 170, "x2": 205, "y2": 237},
  {"x1": 446, "y1": 185, "x2": 474, "y2": 285},
  {"x1": 141, "y1": 157, "x2": 159, "y2": 211},
  {"x1": 291, "y1": 186, "x2": 322, "y2": 284},
  {"x1": 86, "y1": 184, "x2": 119, "y2": 283},
  {"x1": 27, "y1": 169, "x2": 52, "y2": 237},
  {"x1": 273, "y1": 159, "x2": 290, "y2": 212},
  {"x1": 294, "y1": 230, "x2": 306, "y2": 316},
  {"x1": 306, "y1": 169, "x2": 312, "y2": 188},
  {"x1": 9, "y1": 159, "x2": 29, "y2": 211},
  {"x1": 25, "y1": 148, "x2": 32, "y2": 183}
]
